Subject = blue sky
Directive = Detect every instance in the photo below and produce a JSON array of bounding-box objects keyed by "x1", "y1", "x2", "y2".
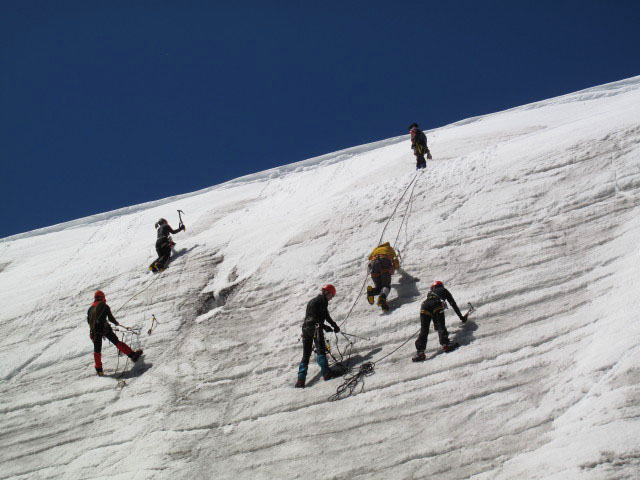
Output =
[{"x1": 1, "y1": 1, "x2": 639, "y2": 238}]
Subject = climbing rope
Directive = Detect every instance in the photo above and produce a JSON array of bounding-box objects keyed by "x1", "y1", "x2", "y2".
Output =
[
  {"x1": 330, "y1": 302, "x2": 478, "y2": 401},
  {"x1": 376, "y1": 170, "x2": 422, "y2": 246},
  {"x1": 331, "y1": 170, "x2": 423, "y2": 372},
  {"x1": 338, "y1": 170, "x2": 422, "y2": 331},
  {"x1": 329, "y1": 327, "x2": 421, "y2": 402},
  {"x1": 113, "y1": 274, "x2": 161, "y2": 315},
  {"x1": 105, "y1": 271, "x2": 162, "y2": 387},
  {"x1": 393, "y1": 172, "x2": 421, "y2": 265},
  {"x1": 112, "y1": 325, "x2": 141, "y2": 389}
]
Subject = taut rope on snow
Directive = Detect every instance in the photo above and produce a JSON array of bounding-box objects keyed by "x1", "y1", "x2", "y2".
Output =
[
  {"x1": 376, "y1": 170, "x2": 422, "y2": 246},
  {"x1": 393, "y1": 171, "x2": 421, "y2": 265},
  {"x1": 331, "y1": 170, "x2": 423, "y2": 372},
  {"x1": 330, "y1": 303, "x2": 478, "y2": 401},
  {"x1": 113, "y1": 274, "x2": 161, "y2": 315},
  {"x1": 338, "y1": 170, "x2": 421, "y2": 329},
  {"x1": 329, "y1": 328, "x2": 421, "y2": 402}
]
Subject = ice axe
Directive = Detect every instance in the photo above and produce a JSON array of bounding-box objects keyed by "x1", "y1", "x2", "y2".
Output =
[
  {"x1": 461, "y1": 302, "x2": 475, "y2": 323},
  {"x1": 177, "y1": 209, "x2": 185, "y2": 230},
  {"x1": 148, "y1": 314, "x2": 159, "y2": 335}
]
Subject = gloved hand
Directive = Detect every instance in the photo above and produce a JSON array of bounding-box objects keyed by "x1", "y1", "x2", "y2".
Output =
[
  {"x1": 90, "y1": 332, "x2": 95, "y2": 341},
  {"x1": 323, "y1": 324, "x2": 333, "y2": 333},
  {"x1": 333, "y1": 325, "x2": 340, "y2": 333}
]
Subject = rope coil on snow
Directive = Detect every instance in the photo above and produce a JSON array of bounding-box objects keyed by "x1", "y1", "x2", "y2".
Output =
[
  {"x1": 112, "y1": 326, "x2": 141, "y2": 390},
  {"x1": 329, "y1": 328, "x2": 420, "y2": 402}
]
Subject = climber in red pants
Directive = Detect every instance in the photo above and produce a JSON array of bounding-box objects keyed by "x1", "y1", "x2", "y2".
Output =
[{"x1": 87, "y1": 290, "x2": 142, "y2": 376}]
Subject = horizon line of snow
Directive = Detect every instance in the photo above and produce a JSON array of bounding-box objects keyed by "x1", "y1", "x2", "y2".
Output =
[{"x1": 3, "y1": 74, "x2": 638, "y2": 243}]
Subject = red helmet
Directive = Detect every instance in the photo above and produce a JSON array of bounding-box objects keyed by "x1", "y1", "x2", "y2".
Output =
[
  {"x1": 430, "y1": 281, "x2": 443, "y2": 291},
  {"x1": 322, "y1": 284, "x2": 336, "y2": 296},
  {"x1": 94, "y1": 290, "x2": 106, "y2": 301}
]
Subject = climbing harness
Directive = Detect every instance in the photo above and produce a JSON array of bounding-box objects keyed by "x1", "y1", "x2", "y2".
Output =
[{"x1": 311, "y1": 324, "x2": 332, "y2": 354}]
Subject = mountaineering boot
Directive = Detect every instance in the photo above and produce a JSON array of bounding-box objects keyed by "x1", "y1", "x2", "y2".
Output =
[
  {"x1": 377, "y1": 295, "x2": 389, "y2": 312},
  {"x1": 317, "y1": 354, "x2": 332, "y2": 380},
  {"x1": 296, "y1": 362, "x2": 308, "y2": 388},
  {"x1": 366, "y1": 286, "x2": 375, "y2": 305},
  {"x1": 129, "y1": 349, "x2": 144, "y2": 362},
  {"x1": 94, "y1": 353, "x2": 104, "y2": 374},
  {"x1": 412, "y1": 351, "x2": 426, "y2": 362},
  {"x1": 149, "y1": 263, "x2": 157, "y2": 272},
  {"x1": 442, "y1": 342, "x2": 459, "y2": 353}
]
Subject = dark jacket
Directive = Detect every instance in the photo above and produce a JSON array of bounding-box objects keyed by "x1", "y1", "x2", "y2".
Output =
[
  {"x1": 87, "y1": 301, "x2": 119, "y2": 337},
  {"x1": 157, "y1": 224, "x2": 182, "y2": 239},
  {"x1": 427, "y1": 285, "x2": 464, "y2": 319},
  {"x1": 410, "y1": 127, "x2": 428, "y2": 152},
  {"x1": 303, "y1": 294, "x2": 338, "y2": 330}
]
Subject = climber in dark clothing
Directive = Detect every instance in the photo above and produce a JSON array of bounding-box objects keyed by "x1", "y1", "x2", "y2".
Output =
[
  {"x1": 295, "y1": 284, "x2": 341, "y2": 388},
  {"x1": 412, "y1": 281, "x2": 467, "y2": 362},
  {"x1": 149, "y1": 218, "x2": 185, "y2": 272},
  {"x1": 87, "y1": 290, "x2": 142, "y2": 375},
  {"x1": 409, "y1": 122, "x2": 432, "y2": 170}
]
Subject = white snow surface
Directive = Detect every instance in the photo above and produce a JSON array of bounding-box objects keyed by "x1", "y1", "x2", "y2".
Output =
[{"x1": 1, "y1": 76, "x2": 640, "y2": 479}]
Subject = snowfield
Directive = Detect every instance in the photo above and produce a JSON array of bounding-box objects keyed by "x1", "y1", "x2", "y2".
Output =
[{"x1": 1, "y1": 76, "x2": 640, "y2": 480}]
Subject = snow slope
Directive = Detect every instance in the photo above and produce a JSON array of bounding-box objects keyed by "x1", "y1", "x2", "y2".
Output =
[{"x1": 1, "y1": 76, "x2": 640, "y2": 480}]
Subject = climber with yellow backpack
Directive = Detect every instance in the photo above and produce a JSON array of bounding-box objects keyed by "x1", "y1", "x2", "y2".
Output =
[{"x1": 366, "y1": 242, "x2": 400, "y2": 312}]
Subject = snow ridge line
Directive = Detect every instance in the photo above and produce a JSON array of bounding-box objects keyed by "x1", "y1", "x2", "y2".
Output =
[{"x1": 0, "y1": 135, "x2": 407, "y2": 243}]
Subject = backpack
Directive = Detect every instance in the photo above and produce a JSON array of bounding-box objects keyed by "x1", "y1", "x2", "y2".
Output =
[{"x1": 421, "y1": 291, "x2": 445, "y2": 316}]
